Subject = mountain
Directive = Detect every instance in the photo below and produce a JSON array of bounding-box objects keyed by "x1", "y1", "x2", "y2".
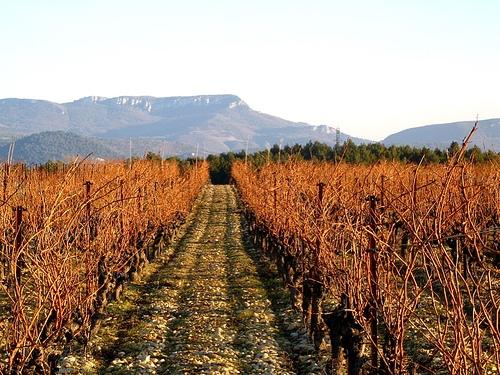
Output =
[
  {"x1": 0, "y1": 95, "x2": 369, "y2": 154},
  {"x1": 0, "y1": 99, "x2": 70, "y2": 136},
  {"x1": 382, "y1": 119, "x2": 500, "y2": 151},
  {"x1": 6, "y1": 94, "x2": 497, "y2": 156},
  {"x1": 0, "y1": 131, "x2": 118, "y2": 164}
]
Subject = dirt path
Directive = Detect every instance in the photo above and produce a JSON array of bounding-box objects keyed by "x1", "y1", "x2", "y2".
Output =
[{"x1": 58, "y1": 185, "x2": 321, "y2": 374}]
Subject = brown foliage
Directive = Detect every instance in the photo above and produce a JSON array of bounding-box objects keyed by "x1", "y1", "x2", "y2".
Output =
[
  {"x1": 0, "y1": 159, "x2": 208, "y2": 373},
  {"x1": 233, "y1": 159, "x2": 499, "y2": 374}
]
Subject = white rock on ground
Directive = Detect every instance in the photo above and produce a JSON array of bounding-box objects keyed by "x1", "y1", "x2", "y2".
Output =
[{"x1": 57, "y1": 185, "x2": 323, "y2": 374}]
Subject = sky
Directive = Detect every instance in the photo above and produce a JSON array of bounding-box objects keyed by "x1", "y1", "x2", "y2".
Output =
[{"x1": 1, "y1": 0, "x2": 499, "y2": 141}]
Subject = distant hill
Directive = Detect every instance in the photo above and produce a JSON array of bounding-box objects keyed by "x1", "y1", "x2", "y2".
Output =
[
  {"x1": 2, "y1": 95, "x2": 497, "y2": 157},
  {"x1": 382, "y1": 119, "x2": 500, "y2": 151},
  {"x1": 0, "y1": 95, "x2": 369, "y2": 154},
  {"x1": 0, "y1": 131, "x2": 118, "y2": 164}
]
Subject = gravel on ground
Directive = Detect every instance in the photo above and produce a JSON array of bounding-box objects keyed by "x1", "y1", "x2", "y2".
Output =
[{"x1": 57, "y1": 185, "x2": 323, "y2": 375}]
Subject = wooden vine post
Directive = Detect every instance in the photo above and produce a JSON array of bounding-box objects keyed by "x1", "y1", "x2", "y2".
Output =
[
  {"x1": 13, "y1": 206, "x2": 24, "y2": 286},
  {"x1": 3, "y1": 163, "x2": 9, "y2": 203},
  {"x1": 366, "y1": 194, "x2": 379, "y2": 373},
  {"x1": 84, "y1": 181, "x2": 92, "y2": 221},
  {"x1": 310, "y1": 181, "x2": 325, "y2": 349},
  {"x1": 84, "y1": 181, "x2": 96, "y2": 241},
  {"x1": 138, "y1": 187, "x2": 142, "y2": 212},
  {"x1": 380, "y1": 175, "x2": 386, "y2": 209},
  {"x1": 273, "y1": 172, "x2": 277, "y2": 217},
  {"x1": 119, "y1": 179, "x2": 124, "y2": 235},
  {"x1": 153, "y1": 181, "x2": 158, "y2": 216}
]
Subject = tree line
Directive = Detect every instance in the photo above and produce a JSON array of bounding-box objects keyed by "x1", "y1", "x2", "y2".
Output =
[{"x1": 207, "y1": 140, "x2": 500, "y2": 183}]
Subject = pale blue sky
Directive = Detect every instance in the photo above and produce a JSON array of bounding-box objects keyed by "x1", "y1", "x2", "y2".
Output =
[{"x1": 1, "y1": 0, "x2": 499, "y2": 140}]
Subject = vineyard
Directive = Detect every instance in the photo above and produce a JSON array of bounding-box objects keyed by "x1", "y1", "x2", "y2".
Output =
[
  {"x1": 0, "y1": 159, "x2": 208, "y2": 373},
  {"x1": 232, "y1": 157, "x2": 499, "y2": 374},
  {"x1": 0, "y1": 151, "x2": 498, "y2": 375}
]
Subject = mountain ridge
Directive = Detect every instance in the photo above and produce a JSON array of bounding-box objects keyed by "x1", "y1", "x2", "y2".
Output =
[
  {"x1": 0, "y1": 95, "x2": 499, "y2": 155},
  {"x1": 0, "y1": 95, "x2": 368, "y2": 153},
  {"x1": 382, "y1": 118, "x2": 500, "y2": 151}
]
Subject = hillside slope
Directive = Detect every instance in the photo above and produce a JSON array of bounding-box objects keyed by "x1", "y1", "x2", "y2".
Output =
[
  {"x1": 382, "y1": 119, "x2": 500, "y2": 151},
  {"x1": 0, "y1": 131, "x2": 118, "y2": 164}
]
